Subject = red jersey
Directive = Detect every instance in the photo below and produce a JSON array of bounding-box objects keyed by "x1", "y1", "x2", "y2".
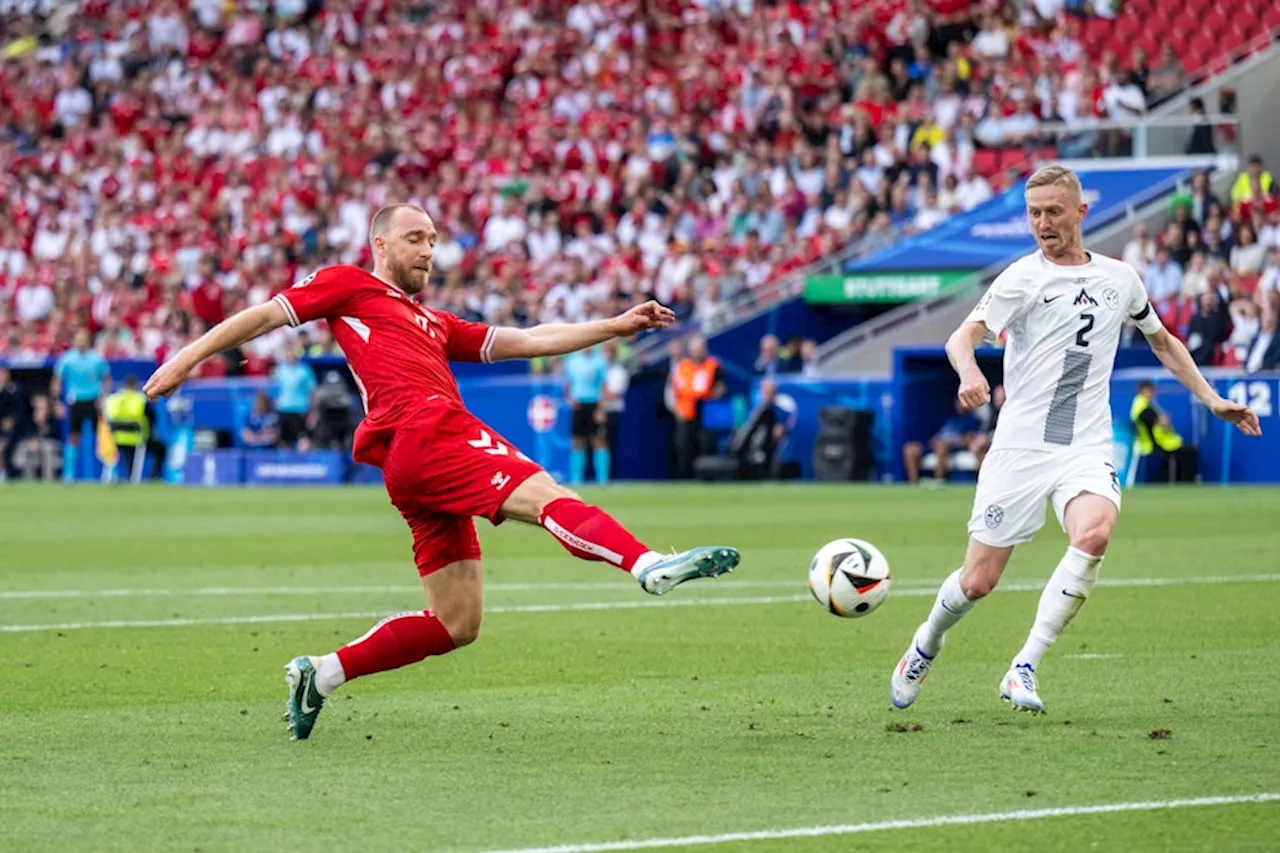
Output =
[{"x1": 273, "y1": 265, "x2": 496, "y2": 467}]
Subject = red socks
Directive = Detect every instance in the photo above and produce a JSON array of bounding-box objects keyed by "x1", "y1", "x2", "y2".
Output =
[
  {"x1": 336, "y1": 610, "x2": 457, "y2": 681},
  {"x1": 539, "y1": 498, "x2": 651, "y2": 571}
]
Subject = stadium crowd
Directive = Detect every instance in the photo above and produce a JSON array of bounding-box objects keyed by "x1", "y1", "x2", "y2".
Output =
[
  {"x1": 1134, "y1": 157, "x2": 1280, "y2": 371},
  {"x1": 0, "y1": 0, "x2": 1237, "y2": 375}
]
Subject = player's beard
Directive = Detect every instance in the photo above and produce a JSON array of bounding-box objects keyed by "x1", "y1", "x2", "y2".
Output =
[{"x1": 388, "y1": 256, "x2": 431, "y2": 295}]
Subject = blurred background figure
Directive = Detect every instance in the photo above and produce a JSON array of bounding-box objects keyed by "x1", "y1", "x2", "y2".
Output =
[
  {"x1": 1131, "y1": 381, "x2": 1199, "y2": 483},
  {"x1": 0, "y1": 365, "x2": 25, "y2": 481},
  {"x1": 730, "y1": 378, "x2": 797, "y2": 480},
  {"x1": 272, "y1": 347, "x2": 316, "y2": 451},
  {"x1": 563, "y1": 345, "x2": 609, "y2": 486},
  {"x1": 311, "y1": 371, "x2": 356, "y2": 453},
  {"x1": 15, "y1": 394, "x2": 59, "y2": 482},
  {"x1": 668, "y1": 336, "x2": 724, "y2": 480},
  {"x1": 102, "y1": 374, "x2": 150, "y2": 484},
  {"x1": 902, "y1": 398, "x2": 988, "y2": 486},
  {"x1": 598, "y1": 341, "x2": 630, "y2": 485},
  {"x1": 51, "y1": 328, "x2": 109, "y2": 482},
  {"x1": 241, "y1": 390, "x2": 280, "y2": 449}
]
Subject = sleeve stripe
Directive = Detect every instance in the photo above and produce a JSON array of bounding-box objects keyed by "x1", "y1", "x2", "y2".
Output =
[
  {"x1": 273, "y1": 293, "x2": 301, "y2": 327},
  {"x1": 1130, "y1": 302, "x2": 1152, "y2": 322},
  {"x1": 480, "y1": 326, "x2": 497, "y2": 363}
]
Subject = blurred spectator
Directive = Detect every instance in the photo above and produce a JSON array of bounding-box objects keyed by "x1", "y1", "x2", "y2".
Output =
[
  {"x1": 241, "y1": 390, "x2": 280, "y2": 449},
  {"x1": 272, "y1": 348, "x2": 316, "y2": 450},
  {"x1": 1144, "y1": 246, "x2": 1182, "y2": 312},
  {"x1": 754, "y1": 334, "x2": 782, "y2": 378},
  {"x1": 1185, "y1": 290, "x2": 1229, "y2": 365},
  {"x1": 730, "y1": 378, "x2": 797, "y2": 480},
  {"x1": 1231, "y1": 156, "x2": 1274, "y2": 208},
  {"x1": 0, "y1": 365, "x2": 25, "y2": 480},
  {"x1": 902, "y1": 399, "x2": 989, "y2": 485},
  {"x1": 599, "y1": 340, "x2": 629, "y2": 483},
  {"x1": 1122, "y1": 223, "x2": 1156, "y2": 270},
  {"x1": 1245, "y1": 303, "x2": 1280, "y2": 373},
  {"x1": 1182, "y1": 98, "x2": 1216, "y2": 155},
  {"x1": 1231, "y1": 224, "x2": 1266, "y2": 277},
  {"x1": 310, "y1": 371, "x2": 357, "y2": 453},
  {"x1": 14, "y1": 394, "x2": 59, "y2": 482},
  {"x1": 669, "y1": 335, "x2": 723, "y2": 480},
  {"x1": 1131, "y1": 381, "x2": 1198, "y2": 483}
]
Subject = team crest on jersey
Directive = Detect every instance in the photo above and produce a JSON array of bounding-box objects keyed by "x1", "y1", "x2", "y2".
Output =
[
  {"x1": 1103, "y1": 288, "x2": 1120, "y2": 310},
  {"x1": 1073, "y1": 288, "x2": 1098, "y2": 307},
  {"x1": 984, "y1": 504, "x2": 1004, "y2": 529}
]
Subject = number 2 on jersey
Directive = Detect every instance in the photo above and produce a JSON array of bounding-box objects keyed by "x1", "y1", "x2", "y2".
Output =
[{"x1": 1075, "y1": 312, "x2": 1095, "y2": 347}]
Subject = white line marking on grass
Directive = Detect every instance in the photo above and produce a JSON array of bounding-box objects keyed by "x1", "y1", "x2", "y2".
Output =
[
  {"x1": 0, "y1": 595, "x2": 812, "y2": 633},
  {"x1": 480, "y1": 793, "x2": 1280, "y2": 853},
  {"x1": 1064, "y1": 653, "x2": 1122, "y2": 660},
  {"x1": 0, "y1": 580, "x2": 809, "y2": 600},
  {"x1": 4, "y1": 572, "x2": 1279, "y2": 601},
  {"x1": 3, "y1": 573, "x2": 1279, "y2": 633}
]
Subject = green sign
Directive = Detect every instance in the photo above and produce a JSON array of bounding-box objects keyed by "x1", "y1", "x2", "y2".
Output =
[{"x1": 804, "y1": 271, "x2": 972, "y2": 304}]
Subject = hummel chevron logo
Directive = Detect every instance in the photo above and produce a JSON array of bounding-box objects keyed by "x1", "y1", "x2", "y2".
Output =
[{"x1": 468, "y1": 430, "x2": 510, "y2": 456}]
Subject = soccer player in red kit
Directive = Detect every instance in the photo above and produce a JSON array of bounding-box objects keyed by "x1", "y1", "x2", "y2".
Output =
[{"x1": 144, "y1": 204, "x2": 740, "y2": 741}]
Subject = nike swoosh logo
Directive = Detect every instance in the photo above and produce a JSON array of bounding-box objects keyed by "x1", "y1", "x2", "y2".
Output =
[
  {"x1": 1043, "y1": 295, "x2": 1064, "y2": 303},
  {"x1": 300, "y1": 671, "x2": 317, "y2": 714},
  {"x1": 1061, "y1": 590, "x2": 1087, "y2": 600}
]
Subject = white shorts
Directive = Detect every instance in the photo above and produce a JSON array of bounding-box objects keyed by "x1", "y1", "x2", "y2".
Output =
[{"x1": 967, "y1": 447, "x2": 1122, "y2": 548}]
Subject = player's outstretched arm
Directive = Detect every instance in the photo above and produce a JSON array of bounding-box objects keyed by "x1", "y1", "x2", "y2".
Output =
[
  {"x1": 945, "y1": 321, "x2": 992, "y2": 412},
  {"x1": 1144, "y1": 326, "x2": 1262, "y2": 436},
  {"x1": 143, "y1": 301, "x2": 291, "y2": 400},
  {"x1": 488, "y1": 300, "x2": 675, "y2": 361}
]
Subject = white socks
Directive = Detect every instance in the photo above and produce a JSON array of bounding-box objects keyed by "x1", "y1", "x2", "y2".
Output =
[
  {"x1": 314, "y1": 653, "x2": 347, "y2": 697},
  {"x1": 629, "y1": 551, "x2": 664, "y2": 578},
  {"x1": 1013, "y1": 547, "x2": 1103, "y2": 669},
  {"x1": 915, "y1": 568, "x2": 975, "y2": 657}
]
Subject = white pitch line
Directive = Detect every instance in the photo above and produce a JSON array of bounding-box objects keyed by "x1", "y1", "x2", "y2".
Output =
[
  {"x1": 0, "y1": 595, "x2": 812, "y2": 633},
  {"x1": 480, "y1": 793, "x2": 1280, "y2": 853},
  {"x1": 3, "y1": 574, "x2": 1279, "y2": 634},
  {"x1": 1064, "y1": 653, "x2": 1122, "y2": 660},
  {"x1": 3, "y1": 572, "x2": 1279, "y2": 602},
  {"x1": 0, "y1": 580, "x2": 810, "y2": 600}
]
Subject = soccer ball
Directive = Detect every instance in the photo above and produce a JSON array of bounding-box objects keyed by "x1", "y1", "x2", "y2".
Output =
[{"x1": 808, "y1": 538, "x2": 892, "y2": 618}]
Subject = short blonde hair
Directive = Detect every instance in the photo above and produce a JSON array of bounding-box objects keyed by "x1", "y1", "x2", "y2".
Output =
[{"x1": 1025, "y1": 165, "x2": 1082, "y2": 199}]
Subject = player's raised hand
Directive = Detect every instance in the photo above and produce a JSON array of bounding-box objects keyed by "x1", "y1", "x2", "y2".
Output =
[
  {"x1": 1209, "y1": 396, "x2": 1263, "y2": 436},
  {"x1": 614, "y1": 300, "x2": 676, "y2": 336},
  {"x1": 957, "y1": 370, "x2": 990, "y2": 412},
  {"x1": 143, "y1": 354, "x2": 194, "y2": 401}
]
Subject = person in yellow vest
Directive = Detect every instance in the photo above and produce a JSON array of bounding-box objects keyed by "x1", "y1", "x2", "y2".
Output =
[
  {"x1": 1131, "y1": 381, "x2": 1199, "y2": 483},
  {"x1": 669, "y1": 335, "x2": 724, "y2": 479},
  {"x1": 103, "y1": 374, "x2": 151, "y2": 484}
]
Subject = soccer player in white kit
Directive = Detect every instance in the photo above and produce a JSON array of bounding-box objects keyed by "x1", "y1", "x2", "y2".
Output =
[{"x1": 890, "y1": 165, "x2": 1262, "y2": 713}]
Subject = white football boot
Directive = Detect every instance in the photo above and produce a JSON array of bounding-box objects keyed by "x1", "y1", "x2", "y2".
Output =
[
  {"x1": 890, "y1": 639, "x2": 938, "y2": 709},
  {"x1": 999, "y1": 662, "x2": 1045, "y2": 713}
]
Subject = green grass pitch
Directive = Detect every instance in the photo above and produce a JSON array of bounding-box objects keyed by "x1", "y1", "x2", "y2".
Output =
[{"x1": 2, "y1": 483, "x2": 1279, "y2": 852}]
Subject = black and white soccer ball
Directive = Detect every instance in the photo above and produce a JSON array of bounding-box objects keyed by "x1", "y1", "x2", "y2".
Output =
[{"x1": 808, "y1": 538, "x2": 892, "y2": 618}]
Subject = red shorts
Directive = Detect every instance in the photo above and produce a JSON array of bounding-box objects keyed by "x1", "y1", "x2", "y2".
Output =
[{"x1": 380, "y1": 407, "x2": 544, "y2": 576}]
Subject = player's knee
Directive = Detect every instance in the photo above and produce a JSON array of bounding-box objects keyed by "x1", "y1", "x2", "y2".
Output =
[
  {"x1": 437, "y1": 606, "x2": 483, "y2": 647},
  {"x1": 959, "y1": 572, "x2": 997, "y2": 600},
  {"x1": 1071, "y1": 520, "x2": 1113, "y2": 556},
  {"x1": 903, "y1": 441, "x2": 922, "y2": 459}
]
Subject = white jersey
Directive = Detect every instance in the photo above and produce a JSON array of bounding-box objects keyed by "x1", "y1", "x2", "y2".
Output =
[{"x1": 967, "y1": 249, "x2": 1164, "y2": 453}]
